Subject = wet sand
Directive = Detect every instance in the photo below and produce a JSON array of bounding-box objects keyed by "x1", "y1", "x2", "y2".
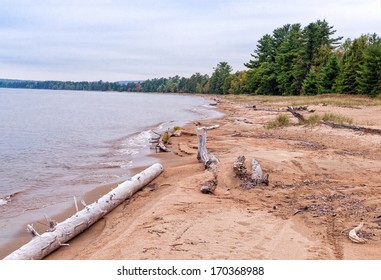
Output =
[{"x1": 8, "y1": 95, "x2": 381, "y2": 260}]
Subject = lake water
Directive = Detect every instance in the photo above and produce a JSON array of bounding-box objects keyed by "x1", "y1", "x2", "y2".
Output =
[{"x1": 0, "y1": 88, "x2": 222, "y2": 257}]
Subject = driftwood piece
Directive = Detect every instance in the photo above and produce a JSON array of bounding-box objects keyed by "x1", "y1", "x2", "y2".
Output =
[
  {"x1": 196, "y1": 128, "x2": 219, "y2": 169},
  {"x1": 196, "y1": 127, "x2": 219, "y2": 194},
  {"x1": 3, "y1": 163, "x2": 164, "y2": 260},
  {"x1": 154, "y1": 130, "x2": 171, "y2": 152},
  {"x1": 288, "y1": 106, "x2": 315, "y2": 113},
  {"x1": 252, "y1": 107, "x2": 286, "y2": 112},
  {"x1": 152, "y1": 127, "x2": 180, "y2": 152},
  {"x1": 321, "y1": 121, "x2": 381, "y2": 136},
  {"x1": 198, "y1": 124, "x2": 220, "y2": 131},
  {"x1": 233, "y1": 156, "x2": 269, "y2": 189},
  {"x1": 153, "y1": 127, "x2": 186, "y2": 152},
  {"x1": 157, "y1": 132, "x2": 171, "y2": 152},
  {"x1": 251, "y1": 159, "x2": 269, "y2": 185},
  {"x1": 233, "y1": 155, "x2": 248, "y2": 179},
  {"x1": 200, "y1": 179, "x2": 217, "y2": 194},
  {"x1": 348, "y1": 222, "x2": 366, "y2": 243},
  {"x1": 287, "y1": 106, "x2": 306, "y2": 122}
]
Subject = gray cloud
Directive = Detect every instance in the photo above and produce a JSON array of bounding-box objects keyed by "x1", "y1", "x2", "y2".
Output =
[{"x1": 0, "y1": 0, "x2": 379, "y2": 81}]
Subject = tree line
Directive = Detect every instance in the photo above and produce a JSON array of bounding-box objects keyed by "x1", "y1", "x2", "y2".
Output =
[
  {"x1": 0, "y1": 79, "x2": 139, "y2": 92},
  {"x1": 1, "y1": 20, "x2": 380, "y2": 96},
  {"x1": 141, "y1": 20, "x2": 381, "y2": 96}
]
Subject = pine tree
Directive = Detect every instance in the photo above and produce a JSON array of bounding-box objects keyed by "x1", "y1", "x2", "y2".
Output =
[
  {"x1": 275, "y1": 24, "x2": 306, "y2": 95},
  {"x1": 303, "y1": 20, "x2": 342, "y2": 68},
  {"x1": 335, "y1": 36, "x2": 367, "y2": 93},
  {"x1": 302, "y1": 67, "x2": 319, "y2": 95},
  {"x1": 357, "y1": 41, "x2": 381, "y2": 96},
  {"x1": 209, "y1": 62, "x2": 233, "y2": 94},
  {"x1": 245, "y1": 34, "x2": 276, "y2": 69},
  {"x1": 318, "y1": 54, "x2": 340, "y2": 93}
]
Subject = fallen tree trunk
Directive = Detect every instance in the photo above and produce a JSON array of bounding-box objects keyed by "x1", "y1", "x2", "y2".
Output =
[
  {"x1": 3, "y1": 163, "x2": 164, "y2": 260},
  {"x1": 196, "y1": 127, "x2": 219, "y2": 194},
  {"x1": 321, "y1": 121, "x2": 381, "y2": 136}
]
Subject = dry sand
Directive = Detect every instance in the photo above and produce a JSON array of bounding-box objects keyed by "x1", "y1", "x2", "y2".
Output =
[{"x1": 46, "y1": 96, "x2": 381, "y2": 260}]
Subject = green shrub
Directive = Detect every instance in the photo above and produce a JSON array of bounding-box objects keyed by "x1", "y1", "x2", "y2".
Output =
[{"x1": 266, "y1": 114, "x2": 290, "y2": 129}]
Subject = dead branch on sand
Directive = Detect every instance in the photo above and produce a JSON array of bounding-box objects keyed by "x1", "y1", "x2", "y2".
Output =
[
  {"x1": 322, "y1": 121, "x2": 381, "y2": 136},
  {"x1": 348, "y1": 222, "x2": 366, "y2": 244},
  {"x1": 287, "y1": 106, "x2": 306, "y2": 122}
]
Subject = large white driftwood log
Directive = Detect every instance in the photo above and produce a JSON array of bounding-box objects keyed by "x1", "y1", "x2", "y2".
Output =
[{"x1": 3, "y1": 163, "x2": 164, "y2": 260}]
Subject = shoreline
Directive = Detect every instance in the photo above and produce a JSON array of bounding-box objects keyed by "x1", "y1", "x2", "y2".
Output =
[
  {"x1": 46, "y1": 98, "x2": 321, "y2": 260},
  {"x1": 5, "y1": 95, "x2": 381, "y2": 260},
  {"x1": 0, "y1": 95, "x2": 221, "y2": 259}
]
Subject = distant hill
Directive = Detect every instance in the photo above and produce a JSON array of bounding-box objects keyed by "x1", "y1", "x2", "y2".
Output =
[{"x1": 0, "y1": 78, "x2": 33, "y2": 83}]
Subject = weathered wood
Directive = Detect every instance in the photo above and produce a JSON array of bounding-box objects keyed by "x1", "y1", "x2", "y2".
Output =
[
  {"x1": 348, "y1": 222, "x2": 366, "y2": 243},
  {"x1": 153, "y1": 127, "x2": 184, "y2": 152},
  {"x1": 156, "y1": 130, "x2": 171, "y2": 152},
  {"x1": 321, "y1": 121, "x2": 381, "y2": 136},
  {"x1": 196, "y1": 128, "x2": 219, "y2": 169},
  {"x1": 200, "y1": 179, "x2": 217, "y2": 194},
  {"x1": 251, "y1": 158, "x2": 263, "y2": 180},
  {"x1": 287, "y1": 106, "x2": 306, "y2": 122},
  {"x1": 253, "y1": 108, "x2": 286, "y2": 112},
  {"x1": 196, "y1": 127, "x2": 219, "y2": 194},
  {"x1": 233, "y1": 155, "x2": 248, "y2": 179},
  {"x1": 3, "y1": 163, "x2": 164, "y2": 260},
  {"x1": 233, "y1": 156, "x2": 269, "y2": 189}
]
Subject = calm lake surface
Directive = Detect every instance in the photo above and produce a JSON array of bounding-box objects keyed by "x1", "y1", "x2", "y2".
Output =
[{"x1": 0, "y1": 88, "x2": 222, "y2": 257}]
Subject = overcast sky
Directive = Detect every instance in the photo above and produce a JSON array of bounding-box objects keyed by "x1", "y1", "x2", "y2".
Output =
[{"x1": 0, "y1": 0, "x2": 380, "y2": 82}]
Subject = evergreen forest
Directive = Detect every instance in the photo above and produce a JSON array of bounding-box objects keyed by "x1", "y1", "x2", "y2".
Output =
[{"x1": 1, "y1": 20, "x2": 380, "y2": 96}]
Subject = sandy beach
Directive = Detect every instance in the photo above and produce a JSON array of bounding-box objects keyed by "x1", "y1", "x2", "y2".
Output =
[{"x1": 28, "y1": 95, "x2": 381, "y2": 260}]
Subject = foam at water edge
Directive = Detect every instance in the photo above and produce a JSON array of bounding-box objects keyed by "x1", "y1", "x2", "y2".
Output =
[
  {"x1": 0, "y1": 198, "x2": 8, "y2": 206},
  {"x1": 119, "y1": 130, "x2": 152, "y2": 155}
]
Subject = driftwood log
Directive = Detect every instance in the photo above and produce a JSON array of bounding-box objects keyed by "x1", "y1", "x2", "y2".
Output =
[
  {"x1": 196, "y1": 127, "x2": 219, "y2": 194},
  {"x1": 3, "y1": 163, "x2": 164, "y2": 260},
  {"x1": 152, "y1": 127, "x2": 184, "y2": 152},
  {"x1": 287, "y1": 106, "x2": 306, "y2": 122},
  {"x1": 322, "y1": 121, "x2": 381, "y2": 136},
  {"x1": 233, "y1": 155, "x2": 269, "y2": 189},
  {"x1": 156, "y1": 130, "x2": 171, "y2": 152}
]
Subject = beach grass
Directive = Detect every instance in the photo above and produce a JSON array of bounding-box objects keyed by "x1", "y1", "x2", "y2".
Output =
[
  {"x1": 225, "y1": 94, "x2": 381, "y2": 107},
  {"x1": 265, "y1": 114, "x2": 291, "y2": 129}
]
